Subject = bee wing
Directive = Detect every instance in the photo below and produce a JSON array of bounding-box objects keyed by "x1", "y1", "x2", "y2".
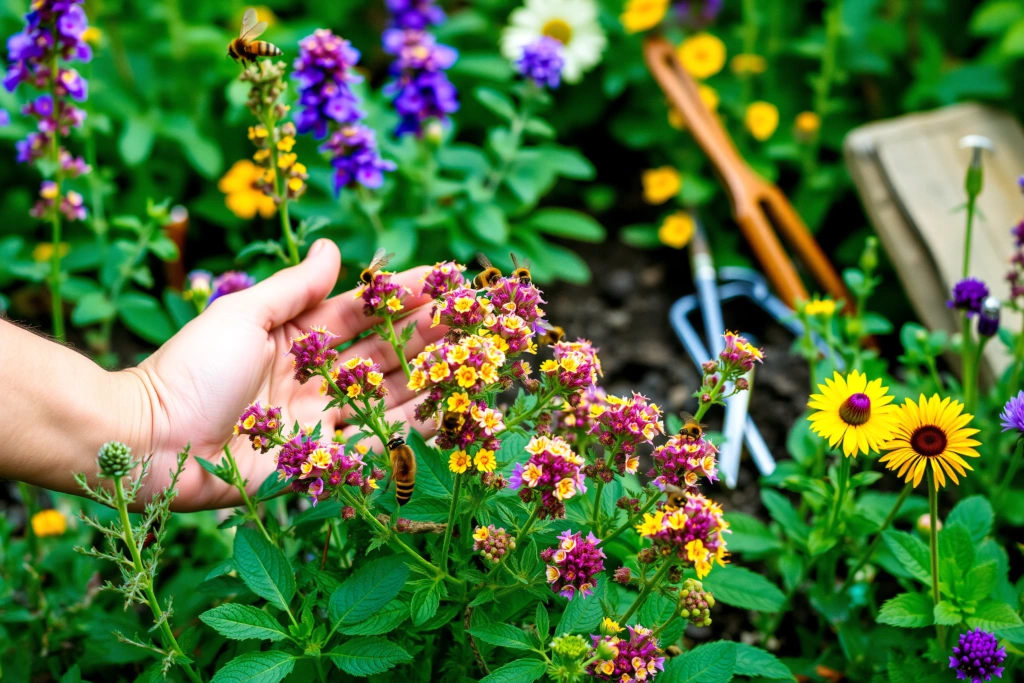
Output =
[
  {"x1": 239, "y1": 8, "x2": 258, "y2": 36},
  {"x1": 510, "y1": 252, "x2": 531, "y2": 270},
  {"x1": 476, "y1": 252, "x2": 493, "y2": 270},
  {"x1": 663, "y1": 483, "x2": 685, "y2": 495},
  {"x1": 240, "y1": 20, "x2": 268, "y2": 41},
  {"x1": 367, "y1": 247, "x2": 394, "y2": 272}
]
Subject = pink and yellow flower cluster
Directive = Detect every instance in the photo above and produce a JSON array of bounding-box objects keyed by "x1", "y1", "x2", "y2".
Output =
[
  {"x1": 510, "y1": 435, "x2": 587, "y2": 519},
  {"x1": 540, "y1": 529, "x2": 606, "y2": 599},
  {"x1": 322, "y1": 356, "x2": 387, "y2": 401},
  {"x1": 587, "y1": 625, "x2": 666, "y2": 683},
  {"x1": 356, "y1": 269, "x2": 410, "y2": 318},
  {"x1": 288, "y1": 325, "x2": 339, "y2": 384},
  {"x1": 589, "y1": 392, "x2": 665, "y2": 461},
  {"x1": 235, "y1": 401, "x2": 283, "y2": 453},
  {"x1": 275, "y1": 433, "x2": 369, "y2": 506},
  {"x1": 635, "y1": 493, "x2": 729, "y2": 577},
  {"x1": 648, "y1": 433, "x2": 719, "y2": 493}
]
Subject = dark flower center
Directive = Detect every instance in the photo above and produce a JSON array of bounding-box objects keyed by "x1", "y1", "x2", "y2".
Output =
[
  {"x1": 839, "y1": 393, "x2": 871, "y2": 426},
  {"x1": 910, "y1": 425, "x2": 947, "y2": 457}
]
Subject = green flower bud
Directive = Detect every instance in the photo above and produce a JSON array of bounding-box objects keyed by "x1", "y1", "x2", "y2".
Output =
[
  {"x1": 97, "y1": 441, "x2": 134, "y2": 479},
  {"x1": 679, "y1": 578, "x2": 714, "y2": 627},
  {"x1": 859, "y1": 236, "x2": 878, "y2": 274},
  {"x1": 593, "y1": 639, "x2": 619, "y2": 661},
  {"x1": 551, "y1": 634, "x2": 589, "y2": 659}
]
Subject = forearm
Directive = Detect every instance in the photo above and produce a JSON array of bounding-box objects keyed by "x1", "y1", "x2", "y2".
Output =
[{"x1": 1, "y1": 321, "x2": 146, "y2": 494}]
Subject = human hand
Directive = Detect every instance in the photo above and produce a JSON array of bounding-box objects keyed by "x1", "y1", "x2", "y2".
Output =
[{"x1": 120, "y1": 239, "x2": 443, "y2": 511}]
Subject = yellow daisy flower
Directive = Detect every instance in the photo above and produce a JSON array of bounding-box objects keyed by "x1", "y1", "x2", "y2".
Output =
[
  {"x1": 807, "y1": 370, "x2": 898, "y2": 458},
  {"x1": 449, "y1": 450, "x2": 471, "y2": 474},
  {"x1": 803, "y1": 297, "x2": 835, "y2": 317},
  {"x1": 642, "y1": 166, "x2": 681, "y2": 205},
  {"x1": 677, "y1": 33, "x2": 726, "y2": 79},
  {"x1": 879, "y1": 394, "x2": 981, "y2": 489},
  {"x1": 658, "y1": 212, "x2": 695, "y2": 249},
  {"x1": 31, "y1": 509, "x2": 66, "y2": 537},
  {"x1": 620, "y1": 0, "x2": 668, "y2": 34},
  {"x1": 744, "y1": 101, "x2": 779, "y2": 141}
]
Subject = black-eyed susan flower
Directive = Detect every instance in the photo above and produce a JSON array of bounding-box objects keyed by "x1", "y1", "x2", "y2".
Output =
[
  {"x1": 879, "y1": 394, "x2": 980, "y2": 489},
  {"x1": 807, "y1": 370, "x2": 898, "y2": 457}
]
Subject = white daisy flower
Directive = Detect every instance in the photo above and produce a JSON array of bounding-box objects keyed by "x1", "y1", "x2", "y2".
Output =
[{"x1": 500, "y1": 0, "x2": 607, "y2": 84}]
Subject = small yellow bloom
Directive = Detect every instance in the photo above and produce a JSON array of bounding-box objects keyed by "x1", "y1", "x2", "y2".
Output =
[
  {"x1": 540, "y1": 359, "x2": 559, "y2": 373},
  {"x1": 248, "y1": 125, "x2": 269, "y2": 141},
  {"x1": 429, "y1": 362, "x2": 452, "y2": 383},
  {"x1": 479, "y1": 362, "x2": 499, "y2": 385},
  {"x1": 31, "y1": 509, "x2": 66, "y2": 537},
  {"x1": 347, "y1": 384, "x2": 362, "y2": 398},
  {"x1": 309, "y1": 448, "x2": 332, "y2": 469},
  {"x1": 292, "y1": 162, "x2": 308, "y2": 176},
  {"x1": 454, "y1": 296, "x2": 476, "y2": 313},
  {"x1": 642, "y1": 166, "x2": 682, "y2": 205},
  {"x1": 355, "y1": 444, "x2": 370, "y2": 455},
  {"x1": 287, "y1": 177, "x2": 305, "y2": 193},
  {"x1": 367, "y1": 371, "x2": 384, "y2": 386},
  {"x1": 473, "y1": 526, "x2": 490, "y2": 542},
  {"x1": 677, "y1": 33, "x2": 726, "y2": 80},
  {"x1": 455, "y1": 365, "x2": 478, "y2": 388},
  {"x1": 277, "y1": 152, "x2": 297, "y2": 169},
  {"x1": 553, "y1": 477, "x2": 576, "y2": 500},
  {"x1": 32, "y1": 242, "x2": 70, "y2": 262},
  {"x1": 243, "y1": 415, "x2": 256, "y2": 430},
  {"x1": 474, "y1": 449, "x2": 497, "y2": 473},
  {"x1": 803, "y1": 297, "x2": 835, "y2": 317},
  {"x1": 219, "y1": 160, "x2": 277, "y2": 220},
  {"x1": 408, "y1": 369, "x2": 427, "y2": 391},
  {"x1": 253, "y1": 436, "x2": 263, "y2": 449},
  {"x1": 386, "y1": 296, "x2": 404, "y2": 312},
  {"x1": 658, "y1": 212, "x2": 695, "y2": 250},
  {"x1": 745, "y1": 101, "x2": 779, "y2": 141},
  {"x1": 368, "y1": 478, "x2": 379, "y2": 490},
  {"x1": 277, "y1": 136, "x2": 296, "y2": 152},
  {"x1": 635, "y1": 511, "x2": 664, "y2": 537},
  {"x1": 447, "y1": 392, "x2": 471, "y2": 413},
  {"x1": 449, "y1": 450, "x2": 471, "y2": 473},
  {"x1": 81, "y1": 26, "x2": 102, "y2": 44},
  {"x1": 686, "y1": 539, "x2": 713, "y2": 578},
  {"x1": 795, "y1": 111, "x2": 821, "y2": 138},
  {"x1": 730, "y1": 53, "x2": 767, "y2": 75},
  {"x1": 620, "y1": 0, "x2": 669, "y2": 34},
  {"x1": 253, "y1": 148, "x2": 271, "y2": 163},
  {"x1": 601, "y1": 617, "x2": 624, "y2": 634}
]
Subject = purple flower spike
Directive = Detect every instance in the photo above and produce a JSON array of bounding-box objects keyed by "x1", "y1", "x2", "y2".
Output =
[
  {"x1": 293, "y1": 29, "x2": 364, "y2": 139},
  {"x1": 209, "y1": 271, "x2": 255, "y2": 303},
  {"x1": 319, "y1": 123, "x2": 396, "y2": 193},
  {"x1": 948, "y1": 629, "x2": 1006, "y2": 682},
  {"x1": 386, "y1": 0, "x2": 445, "y2": 30},
  {"x1": 382, "y1": 29, "x2": 459, "y2": 137},
  {"x1": 1001, "y1": 391, "x2": 1024, "y2": 434},
  {"x1": 948, "y1": 278, "x2": 989, "y2": 317},
  {"x1": 516, "y1": 37, "x2": 564, "y2": 90}
]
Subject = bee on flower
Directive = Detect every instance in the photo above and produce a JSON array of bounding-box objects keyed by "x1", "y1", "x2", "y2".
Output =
[
  {"x1": 635, "y1": 493, "x2": 729, "y2": 578},
  {"x1": 540, "y1": 529, "x2": 605, "y2": 599},
  {"x1": 589, "y1": 392, "x2": 664, "y2": 462},
  {"x1": 510, "y1": 435, "x2": 587, "y2": 519},
  {"x1": 648, "y1": 432, "x2": 719, "y2": 493},
  {"x1": 435, "y1": 400, "x2": 504, "y2": 452},
  {"x1": 355, "y1": 269, "x2": 412, "y2": 318}
]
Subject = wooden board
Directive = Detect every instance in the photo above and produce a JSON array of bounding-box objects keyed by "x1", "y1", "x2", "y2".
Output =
[{"x1": 845, "y1": 103, "x2": 1023, "y2": 383}]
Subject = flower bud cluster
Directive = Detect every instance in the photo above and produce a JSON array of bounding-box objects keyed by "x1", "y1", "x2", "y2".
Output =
[
  {"x1": 235, "y1": 401, "x2": 283, "y2": 453},
  {"x1": 288, "y1": 326, "x2": 339, "y2": 384},
  {"x1": 678, "y1": 578, "x2": 715, "y2": 627},
  {"x1": 472, "y1": 525, "x2": 516, "y2": 563},
  {"x1": 589, "y1": 393, "x2": 664, "y2": 461},
  {"x1": 541, "y1": 529, "x2": 605, "y2": 599},
  {"x1": 274, "y1": 434, "x2": 367, "y2": 506},
  {"x1": 541, "y1": 340, "x2": 602, "y2": 392},
  {"x1": 420, "y1": 261, "x2": 466, "y2": 298}
]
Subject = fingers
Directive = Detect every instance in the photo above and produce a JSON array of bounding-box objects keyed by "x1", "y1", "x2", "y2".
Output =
[
  {"x1": 336, "y1": 304, "x2": 448, "y2": 376},
  {"x1": 227, "y1": 239, "x2": 342, "y2": 331}
]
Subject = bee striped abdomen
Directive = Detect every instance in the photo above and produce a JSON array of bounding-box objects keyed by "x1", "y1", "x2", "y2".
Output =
[
  {"x1": 395, "y1": 481, "x2": 414, "y2": 506},
  {"x1": 251, "y1": 40, "x2": 282, "y2": 57}
]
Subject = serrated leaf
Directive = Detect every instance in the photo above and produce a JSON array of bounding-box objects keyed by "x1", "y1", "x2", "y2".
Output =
[
  {"x1": 733, "y1": 643, "x2": 795, "y2": 680},
  {"x1": 329, "y1": 555, "x2": 409, "y2": 626},
  {"x1": 210, "y1": 651, "x2": 295, "y2": 683},
  {"x1": 933, "y1": 601, "x2": 962, "y2": 626},
  {"x1": 477, "y1": 658, "x2": 548, "y2": 683},
  {"x1": 877, "y1": 592, "x2": 933, "y2": 628},
  {"x1": 411, "y1": 582, "x2": 442, "y2": 626},
  {"x1": 555, "y1": 576, "x2": 606, "y2": 634},
  {"x1": 339, "y1": 599, "x2": 408, "y2": 636},
  {"x1": 199, "y1": 604, "x2": 288, "y2": 641},
  {"x1": 963, "y1": 561, "x2": 998, "y2": 602},
  {"x1": 233, "y1": 527, "x2": 295, "y2": 611},
  {"x1": 701, "y1": 565, "x2": 787, "y2": 612},
  {"x1": 661, "y1": 641, "x2": 736, "y2": 683},
  {"x1": 882, "y1": 530, "x2": 931, "y2": 584},
  {"x1": 939, "y1": 523, "x2": 975, "y2": 575},
  {"x1": 535, "y1": 603, "x2": 550, "y2": 641},
  {"x1": 966, "y1": 600, "x2": 1024, "y2": 631},
  {"x1": 761, "y1": 490, "x2": 809, "y2": 546},
  {"x1": 329, "y1": 637, "x2": 412, "y2": 677},
  {"x1": 194, "y1": 456, "x2": 233, "y2": 484},
  {"x1": 467, "y1": 623, "x2": 534, "y2": 650},
  {"x1": 946, "y1": 496, "x2": 993, "y2": 544}
]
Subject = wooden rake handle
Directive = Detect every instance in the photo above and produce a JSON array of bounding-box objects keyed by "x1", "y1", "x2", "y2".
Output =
[{"x1": 642, "y1": 35, "x2": 851, "y2": 310}]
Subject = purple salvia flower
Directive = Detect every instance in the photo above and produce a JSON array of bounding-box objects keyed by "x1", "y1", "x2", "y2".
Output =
[
  {"x1": 540, "y1": 530, "x2": 605, "y2": 599},
  {"x1": 386, "y1": 0, "x2": 445, "y2": 30},
  {"x1": 319, "y1": 123, "x2": 396, "y2": 193},
  {"x1": 382, "y1": 29, "x2": 459, "y2": 137},
  {"x1": 948, "y1": 278, "x2": 989, "y2": 317},
  {"x1": 1001, "y1": 391, "x2": 1024, "y2": 434},
  {"x1": 209, "y1": 270, "x2": 255, "y2": 303},
  {"x1": 949, "y1": 629, "x2": 1006, "y2": 682},
  {"x1": 516, "y1": 36, "x2": 564, "y2": 90},
  {"x1": 293, "y1": 29, "x2": 364, "y2": 139}
]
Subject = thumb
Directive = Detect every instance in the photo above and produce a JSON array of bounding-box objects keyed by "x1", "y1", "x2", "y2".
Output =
[{"x1": 235, "y1": 239, "x2": 342, "y2": 330}]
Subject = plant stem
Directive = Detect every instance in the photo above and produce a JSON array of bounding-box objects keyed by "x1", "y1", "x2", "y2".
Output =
[
  {"x1": 223, "y1": 444, "x2": 274, "y2": 545},
  {"x1": 996, "y1": 439, "x2": 1024, "y2": 507},
  {"x1": 828, "y1": 454, "x2": 852, "y2": 534},
  {"x1": 599, "y1": 493, "x2": 660, "y2": 548},
  {"x1": 961, "y1": 312, "x2": 978, "y2": 415},
  {"x1": 113, "y1": 477, "x2": 204, "y2": 683},
  {"x1": 841, "y1": 483, "x2": 911, "y2": 590},
  {"x1": 927, "y1": 469, "x2": 945, "y2": 651},
  {"x1": 620, "y1": 561, "x2": 674, "y2": 625},
  {"x1": 806, "y1": 0, "x2": 843, "y2": 176},
  {"x1": 439, "y1": 473, "x2": 464, "y2": 573},
  {"x1": 262, "y1": 110, "x2": 299, "y2": 266},
  {"x1": 47, "y1": 29, "x2": 65, "y2": 342},
  {"x1": 962, "y1": 195, "x2": 977, "y2": 280},
  {"x1": 98, "y1": 222, "x2": 153, "y2": 353},
  {"x1": 925, "y1": 356, "x2": 944, "y2": 391},
  {"x1": 384, "y1": 314, "x2": 412, "y2": 379},
  {"x1": 503, "y1": 387, "x2": 559, "y2": 431}
]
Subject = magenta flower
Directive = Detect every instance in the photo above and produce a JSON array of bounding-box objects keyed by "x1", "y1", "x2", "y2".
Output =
[
  {"x1": 649, "y1": 433, "x2": 719, "y2": 493},
  {"x1": 948, "y1": 278, "x2": 990, "y2": 317},
  {"x1": 484, "y1": 312, "x2": 534, "y2": 355},
  {"x1": 1000, "y1": 391, "x2": 1024, "y2": 434},
  {"x1": 288, "y1": 326, "x2": 339, "y2": 384},
  {"x1": 407, "y1": 334, "x2": 507, "y2": 399},
  {"x1": 635, "y1": 493, "x2": 729, "y2": 577},
  {"x1": 434, "y1": 399, "x2": 503, "y2": 451},
  {"x1": 432, "y1": 285, "x2": 492, "y2": 329},
  {"x1": 323, "y1": 356, "x2": 387, "y2": 402},
  {"x1": 719, "y1": 331, "x2": 764, "y2": 374},
  {"x1": 588, "y1": 625, "x2": 665, "y2": 682},
  {"x1": 275, "y1": 435, "x2": 366, "y2": 506},
  {"x1": 510, "y1": 435, "x2": 587, "y2": 519},
  {"x1": 949, "y1": 629, "x2": 1006, "y2": 682},
  {"x1": 209, "y1": 270, "x2": 255, "y2": 303},
  {"x1": 421, "y1": 260, "x2": 467, "y2": 298},
  {"x1": 357, "y1": 270, "x2": 411, "y2": 318},
  {"x1": 472, "y1": 524, "x2": 516, "y2": 564},
  {"x1": 487, "y1": 276, "x2": 545, "y2": 325},
  {"x1": 553, "y1": 385, "x2": 607, "y2": 441},
  {"x1": 541, "y1": 529, "x2": 605, "y2": 599},
  {"x1": 541, "y1": 339, "x2": 602, "y2": 393},
  {"x1": 30, "y1": 181, "x2": 86, "y2": 221},
  {"x1": 235, "y1": 402, "x2": 283, "y2": 453},
  {"x1": 589, "y1": 392, "x2": 664, "y2": 463}
]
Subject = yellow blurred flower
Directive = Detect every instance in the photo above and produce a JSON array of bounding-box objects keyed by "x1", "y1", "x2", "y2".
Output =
[
  {"x1": 730, "y1": 53, "x2": 767, "y2": 75},
  {"x1": 745, "y1": 101, "x2": 779, "y2": 141},
  {"x1": 81, "y1": 27, "x2": 102, "y2": 45},
  {"x1": 32, "y1": 242, "x2": 70, "y2": 262},
  {"x1": 642, "y1": 166, "x2": 681, "y2": 205},
  {"x1": 795, "y1": 111, "x2": 821, "y2": 138},
  {"x1": 658, "y1": 212, "x2": 695, "y2": 249},
  {"x1": 620, "y1": 0, "x2": 669, "y2": 34},
  {"x1": 803, "y1": 297, "x2": 835, "y2": 317},
  {"x1": 252, "y1": 5, "x2": 278, "y2": 27},
  {"x1": 218, "y1": 160, "x2": 277, "y2": 220},
  {"x1": 677, "y1": 33, "x2": 726, "y2": 80},
  {"x1": 31, "y1": 509, "x2": 66, "y2": 537}
]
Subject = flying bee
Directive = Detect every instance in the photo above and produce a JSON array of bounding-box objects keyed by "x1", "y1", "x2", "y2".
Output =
[
  {"x1": 536, "y1": 321, "x2": 565, "y2": 346},
  {"x1": 510, "y1": 252, "x2": 532, "y2": 284},
  {"x1": 440, "y1": 410, "x2": 466, "y2": 437},
  {"x1": 360, "y1": 247, "x2": 394, "y2": 285},
  {"x1": 662, "y1": 484, "x2": 687, "y2": 512},
  {"x1": 387, "y1": 435, "x2": 417, "y2": 506},
  {"x1": 473, "y1": 254, "x2": 503, "y2": 289},
  {"x1": 227, "y1": 8, "x2": 282, "y2": 63},
  {"x1": 678, "y1": 412, "x2": 706, "y2": 440}
]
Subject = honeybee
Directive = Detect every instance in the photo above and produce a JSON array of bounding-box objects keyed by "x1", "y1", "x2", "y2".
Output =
[
  {"x1": 662, "y1": 484, "x2": 687, "y2": 512},
  {"x1": 440, "y1": 410, "x2": 466, "y2": 436},
  {"x1": 678, "y1": 412, "x2": 706, "y2": 439},
  {"x1": 360, "y1": 247, "x2": 394, "y2": 285},
  {"x1": 536, "y1": 321, "x2": 565, "y2": 346},
  {"x1": 227, "y1": 8, "x2": 282, "y2": 63},
  {"x1": 387, "y1": 435, "x2": 417, "y2": 506},
  {"x1": 510, "y1": 253, "x2": 532, "y2": 284},
  {"x1": 444, "y1": 329, "x2": 469, "y2": 344},
  {"x1": 473, "y1": 254, "x2": 503, "y2": 289}
]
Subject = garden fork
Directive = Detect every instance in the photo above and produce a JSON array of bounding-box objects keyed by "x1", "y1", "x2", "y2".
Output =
[{"x1": 643, "y1": 35, "x2": 851, "y2": 311}]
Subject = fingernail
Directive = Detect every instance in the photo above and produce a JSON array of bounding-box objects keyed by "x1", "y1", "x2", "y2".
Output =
[{"x1": 308, "y1": 239, "x2": 327, "y2": 257}]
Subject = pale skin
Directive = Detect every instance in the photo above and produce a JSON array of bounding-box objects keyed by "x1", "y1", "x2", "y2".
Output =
[{"x1": 1, "y1": 240, "x2": 441, "y2": 511}]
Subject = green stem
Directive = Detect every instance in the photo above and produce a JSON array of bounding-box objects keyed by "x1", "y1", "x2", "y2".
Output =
[
  {"x1": 963, "y1": 195, "x2": 977, "y2": 280},
  {"x1": 504, "y1": 387, "x2": 558, "y2": 431},
  {"x1": 223, "y1": 444, "x2": 274, "y2": 545},
  {"x1": 99, "y1": 223, "x2": 153, "y2": 352},
  {"x1": 262, "y1": 110, "x2": 299, "y2": 266},
  {"x1": 482, "y1": 89, "x2": 535, "y2": 200},
  {"x1": 806, "y1": 0, "x2": 843, "y2": 176},
  {"x1": 962, "y1": 312, "x2": 978, "y2": 415},
  {"x1": 47, "y1": 28, "x2": 65, "y2": 342},
  {"x1": 925, "y1": 356, "x2": 944, "y2": 391},
  {"x1": 828, "y1": 454, "x2": 852, "y2": 534},
  {"x1": 692, "y1": 381, "x2": 726, "y2": 424},
  {"x1": 841, "y1": 483, "x2": 911, "y2": 590},
  {"x1": 385, "y1": 315, "x2": 412, "y2": 380},
  {"x1": 620, "y1": 561, "x2": 674, "y2": 625},
  {"x1": 599, "y1": 493, "x2": 660, "y2": 548},
  {"x1": 996, "y1": 439, "x2": 1024, "y2": 507},
  {"x1": 113, "y1": 477, "x2": 205, "y2": 683},
  {"x1": 927, "y1": 469, "x2": 945, "y2": 650},
  {"x1": 439, "y1": 473, "x2": 464, "y2": 573}
]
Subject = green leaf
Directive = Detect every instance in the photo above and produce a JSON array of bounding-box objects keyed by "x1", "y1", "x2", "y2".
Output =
[
  {"x1": 620, "y1": 224, "x2": 661, "y2": 249},
  {"x1": 882, "y1": 530, "x2": 931, "y2": 584},
  {"x1": 722, "y1": 512, "x2": 782, "y2": 555},
  {"x1": 877, "y1": 592, "x2": 933, "y2": 628},
  {"x1": 939, "y1": 523, "x2": 975, "y2": 575},
  {"x1": 661, "y1": 641, "x2": 736, "y2": 683},
  {"x1": 198, "y1": 604, "x2": 288, "y2": 641},
  {"x1": 407, "y1": 430, "x2": 454, "y2": 499},
  {"x1": 538, "y1": 146, "x2": 595, "y2": 180},
  {"x1": 210, "y1": 651, "x2": 295, "y2": 683},
  {"x1": 338, "y1": 599, "x2": 408, "y2": 636},
  {"x1": 933, "y1": 601, "x2": 962, "y2": 626},
  {"x1": 762, "y1": 490, "x2": 810, "y2": 546},
  {"x1": 147, "y1": 234, "x2": 180, "y2": 262},
  {"x1": 410, "y1": 582, "x2": 442, "y2": 626},
  {"x1": 946, "y1": 496, "x2": 993, "y2": 544},
  {"x1": 329, "y1": 637, "x2": 412, "y2": 677},
  {"x1": 733, "y1": 643, "x2": 795, "y2": 680},
  {"x1": 467, "y1": 623, "x2": 534, "y2": 650},
  {"x1": 329, "y1": 555, "x2": 410, "y2": 626},
  {"x1": 555, "y1": 576, "x2": 606, "y2": 634},
  {"x1": 963, "y1": 561, "x2": 998, "y2": 602},
  {"x1": 71, "y1": 292, "x2": 116, "y2": 326},
  {"x1": 117, "y1": 292, "x2": 175, "y2": 345},
  {"x1": 477, "y1": 658, "x2": 548, "y2": 683},
  {"x1": 527, "y1": 208, "x2": 606, "y2": 243},
  {"x1": 971, "y1": 1, "x2": 1024, "y2": 36},
  {"x1": 119, "y1": 113, "x2": 157, "y2": 166},
  {"x1": 232, "y1": 527, "x2": 295, "y2": 611},
  {"x1": 467, "y1": 203, "x2": 509, "y2": 245},
  {"x1": 475, "y1": 87, "x2": 516, "y2": 122},
  {"x1": 966, "y1": 600, "x2": 1024, "y2": 631},
  {"x1": 701, "y1": 565, "x2": 787, "y2": 612},
  {"x1": 535, "y1": 603, "x2": 550, "y2": 641}
]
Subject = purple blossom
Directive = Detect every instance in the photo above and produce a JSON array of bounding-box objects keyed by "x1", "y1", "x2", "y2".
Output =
[
  {"x1": 357, "y1": 269, "x2": 411, "y2": 318},
  {"x1": 541, "y1": 529, "x2": 605, "y2": 599},
  {"x1": 949, "y1": 629, "x2": 1006, "y2": 682},
  {"x1": 386, "y1": 0, "x2": 445, "y2": 30},
  {"x1": 319, "y1": 123, "x2": 396, "y2": 193},
  {"x1": 382, "y1": 29, "x2": 459, "y2": 137},
  {"x1": 588, "y1": 625, "x2": 666, "y2": 682},
  {"x1": 293, "y1": 29, "x2": 364, "y2": 139},
  {"x1": 209, "y1": 270, "x2": 255, "y2": 303},
  {"x1": 288, "y1": 326, "x2": 339, "y2": 384},
  {"x1": 0, "y1": 109, "x2": 8, "y2": 127},
  {"x1": 516, "y1": 37, "x2": 564, "y2": 90},
  {"x1": 676, "y1": 0, "x2": 723, "y2": 28},
  {"x1": 1012, "y1": 220, "x2": 1024, "y2": 248},
  {"x1": 948, "y1": 278, "x2": 989, "y2": 317},
  {"x1": 1000, "y1": 391, "x2": 1024, "y2": 434},
  {"x1": 275, "y1": 435, "x2": 365, "y2": 506},
  {"x1": 420, "y1": 261, "x2": 466, "y2": 298}
]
